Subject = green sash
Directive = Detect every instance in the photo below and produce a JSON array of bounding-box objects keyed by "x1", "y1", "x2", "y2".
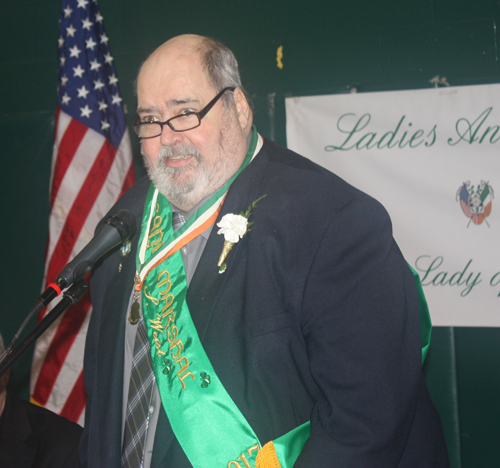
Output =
[
  {"x1": 136, "y1": 128, "x2": 264, "y2": 468},
  {"x1": 135, "y1": 125, "x2": 432, "y2": 467},
  {"x1": 410, "y1": 265, "x2": 432, "y2": 364}
]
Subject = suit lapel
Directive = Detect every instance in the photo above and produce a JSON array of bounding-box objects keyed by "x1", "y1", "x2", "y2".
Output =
[{"x1": 187, "y1": 143, "x2": 269, "y2": 340}]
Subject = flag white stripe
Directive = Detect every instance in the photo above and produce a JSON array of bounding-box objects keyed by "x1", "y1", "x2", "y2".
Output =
[
  {"x1": 77, "y1": 407, "x2": 85, "y2": 426},
  {"x1": 50, "y1": 111, "x2": 73, "y2": 182}
]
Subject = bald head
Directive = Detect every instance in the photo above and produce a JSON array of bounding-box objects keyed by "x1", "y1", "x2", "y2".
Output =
[
  {"x1": 137, "y1": 36, "x2": 215, "y2": 113},
  {"x1": 139, "y1": 35, "x2": 203, "y2": 85},
  {"x1": 138, "y1": 35, "x2": 253, "y2": 111}
]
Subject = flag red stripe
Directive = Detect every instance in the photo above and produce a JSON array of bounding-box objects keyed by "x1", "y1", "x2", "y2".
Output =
[
  {"x1": 119, "y1": 161, "x2": 136, "y2": 198},
  {"x1": 45, "y1": 140, "x2": 118, "y2": 287},
  {"x1": 59, "y1": 369, "x2": 87, "y2": 422},
  {"x1": 50, "y1": 118, "x2": 88, "y2": 209},
  {"x1": 32, "y1": 293, "x2": 92, "y2": 405}
]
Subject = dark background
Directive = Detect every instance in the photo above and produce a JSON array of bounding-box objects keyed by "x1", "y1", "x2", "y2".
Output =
[{"x1": 1, "y1": 1, "x2": 499, "y2": 467}]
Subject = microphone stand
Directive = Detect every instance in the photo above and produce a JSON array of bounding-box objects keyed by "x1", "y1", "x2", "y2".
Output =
[{"x1": 0, "y1": 279, "x2": 89, "y2": 379}]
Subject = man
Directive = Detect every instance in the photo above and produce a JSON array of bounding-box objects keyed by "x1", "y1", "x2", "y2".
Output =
[
  {"x1": 80, "y1": 35, "x2": 449, "y2": 467},
  {"x1": 0, "y1": 333, "x2": 82, "y2": 467}
]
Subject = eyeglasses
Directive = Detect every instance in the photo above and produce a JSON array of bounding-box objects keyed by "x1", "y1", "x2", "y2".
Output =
[{"x1": 133, "y1": 87, "x2": 235, "y2": 139}]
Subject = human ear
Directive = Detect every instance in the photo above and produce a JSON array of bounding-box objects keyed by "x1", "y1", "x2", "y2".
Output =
[{"x1": 234, "y1": 88, "x2": 251, "y2": 130}]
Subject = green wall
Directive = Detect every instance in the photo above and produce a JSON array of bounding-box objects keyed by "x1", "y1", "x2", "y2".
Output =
[{"x1": 1, "y1": 1, "x2": 499, "y2": 467}]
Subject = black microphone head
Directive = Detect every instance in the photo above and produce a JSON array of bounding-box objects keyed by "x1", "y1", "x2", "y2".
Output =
[{"x1": 104, "y1": 209, "x2": 136, "y2": 242}]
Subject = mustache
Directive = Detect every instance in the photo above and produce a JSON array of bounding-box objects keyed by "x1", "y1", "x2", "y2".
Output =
[{"x1": 157, "y1": 143, "x2": 201, "y2": 163}]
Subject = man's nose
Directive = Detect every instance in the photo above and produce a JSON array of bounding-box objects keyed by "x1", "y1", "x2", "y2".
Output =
[{"x1": 159, "y1": 123, "x2": 183, "y2": 146}]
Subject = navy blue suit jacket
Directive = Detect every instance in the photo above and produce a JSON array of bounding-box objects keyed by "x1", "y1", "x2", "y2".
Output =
[{"x1": 80, "y1": 138, "x2": 449, "y2": 467}]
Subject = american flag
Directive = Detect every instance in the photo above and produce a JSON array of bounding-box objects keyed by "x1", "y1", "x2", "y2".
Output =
[{"x1": 30, "y1": 0, "x2": 135, "y2": 425}]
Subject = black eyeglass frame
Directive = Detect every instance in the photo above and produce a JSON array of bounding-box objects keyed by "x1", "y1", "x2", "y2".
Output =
[{"x1": 133, "y1": 87, "x2": 236, "y2": 139}]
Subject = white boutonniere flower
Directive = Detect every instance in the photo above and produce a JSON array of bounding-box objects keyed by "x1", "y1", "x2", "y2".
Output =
[
  {"x1": 216, "y1": 195, "x2": 266, "y2": 273},
  {"x1": 217, "y1": 214, "x2": 248, "y2": 243}
]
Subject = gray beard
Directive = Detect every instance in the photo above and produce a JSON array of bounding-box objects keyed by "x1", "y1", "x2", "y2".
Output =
[{"x1": 142, "y1": 141, "x2": 230, "y2": 209}]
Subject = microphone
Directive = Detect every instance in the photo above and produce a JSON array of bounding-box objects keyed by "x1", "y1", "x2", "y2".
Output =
[
  {"x1": 56, "y1": 209, "x2": 136, "y2": 289},
  {"x1": 1, "y1": 211, "x2": 135, "y2": 375},
  {"x1": 17, "y1": 209, "x2": 136, "y2": 351}
]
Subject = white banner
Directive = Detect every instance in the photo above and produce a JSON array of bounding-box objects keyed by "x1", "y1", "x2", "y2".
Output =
[{"x1": 286, "y1": 84, "x2": 500, "y2": 326}]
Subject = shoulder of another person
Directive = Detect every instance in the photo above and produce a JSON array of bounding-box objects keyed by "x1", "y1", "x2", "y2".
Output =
[{"x1": 5, "y1": 393, "x2": 82, "y2": 442}]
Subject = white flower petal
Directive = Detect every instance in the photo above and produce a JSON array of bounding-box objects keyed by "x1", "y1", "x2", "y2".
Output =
[
  {"x1": 224, "y1": 231, "x2": 239, "y2": 243},
  {"x1": 216, "y1": 213, "x2": 248, "y2": 243}
]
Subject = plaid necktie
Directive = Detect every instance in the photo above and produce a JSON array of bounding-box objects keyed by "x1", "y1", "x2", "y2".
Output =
[
  {"x1": 121, "y1": 315, "x2": 155, "y2": 468},
  {"x1": 172, "y1": 210, "x2": 186, "y2": 231},
  {"x1": 121, "y1": 210, "x2": 186, "y2": 468}
]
